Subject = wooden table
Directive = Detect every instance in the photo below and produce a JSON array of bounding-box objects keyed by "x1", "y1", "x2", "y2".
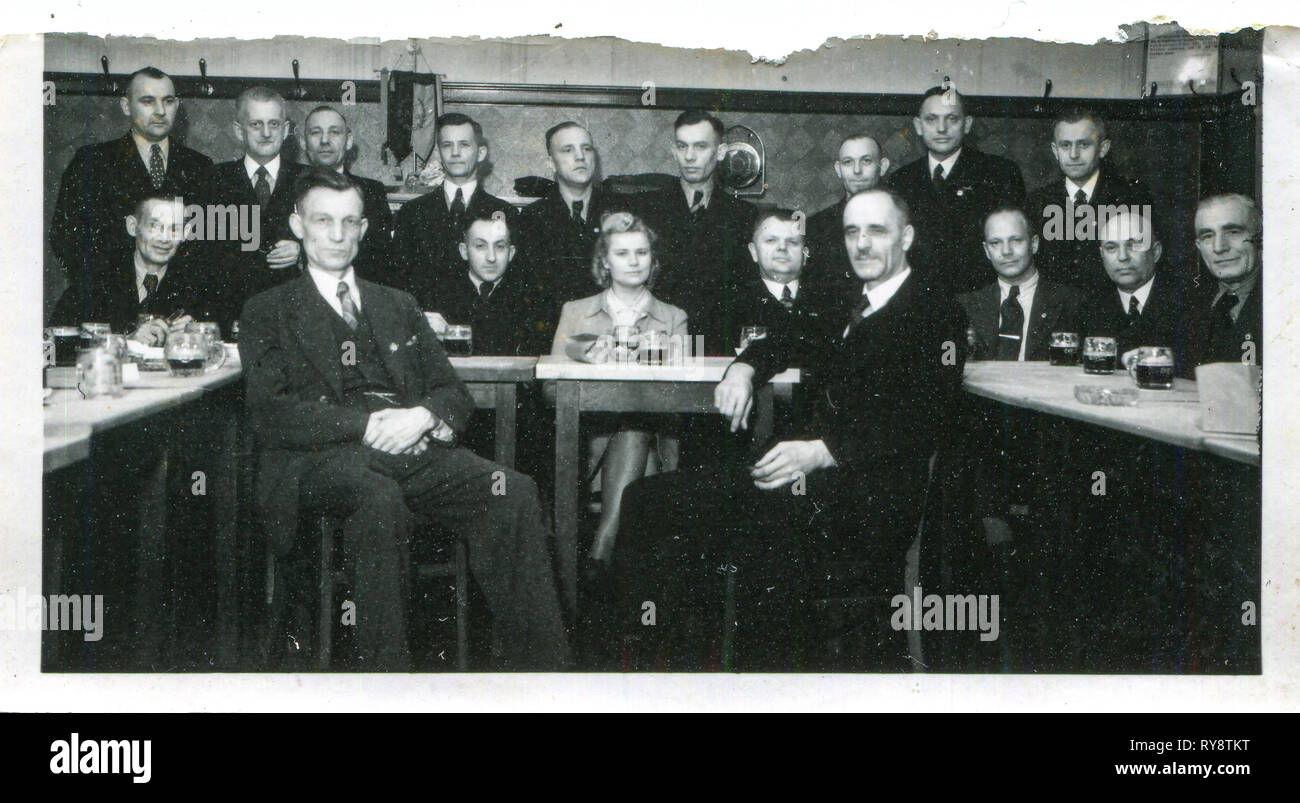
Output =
[
  {"x1": 43, "y1": 363, "x2": 244, "y2": 669},
  {"x1": 449, "y1": 356, "x2": 537, "y2": 468},
  {"x1": 962, "y1": 361, "x2": 1259, "y2": 466},
  {"x1": 536, "y1": 356, "x2": 801, "y2": 614}
]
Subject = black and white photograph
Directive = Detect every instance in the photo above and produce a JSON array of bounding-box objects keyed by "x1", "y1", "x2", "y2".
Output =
[{"x1": 2, "y1": 1, "x2": 1298, "y2": 714}]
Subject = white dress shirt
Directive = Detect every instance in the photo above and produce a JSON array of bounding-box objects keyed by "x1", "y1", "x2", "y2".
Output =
[
  {"x1": 1118, "y1": 274, "x2": 1155, "y2": 315},
  {"x1": 443, "y1": 179, "x2": 478, "y2": 208},
  {"x1": 307, "y1": 265, "x2": 361, "y2": 320},
  {"x1": 843, "y1": 267, "x2": 911, "y2": 337},
  {"x1": 998, "y1": 269, "x2": 1039, "y2": 361},
  {"x1": 602, "y1": 287, "x2": 651, "y2": 330},
  {"x1": 244, "y1": 154, "x2": 282, "y2": 193},
  {"x1": 134, "y1": 250, "x2": 168, "y2": 303},
  {"x1": 761, "y1": 277, "x2": 799, "y2": 301},
  {"x1": 1065, "y1": 171, "x2": 1101, "y2": 203},
  {"x1": 928, "y1": 148, "x2": 962, "y2": 179},
  {"x1": 680, "y1": 181, "x2": 712, "y2": 210}
]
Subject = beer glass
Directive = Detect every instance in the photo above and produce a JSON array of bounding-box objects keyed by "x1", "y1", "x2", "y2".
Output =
[
  {"x1": 611, "y1": 325, "x2": 639, "y2": 364},
  {"x1": 739, "y1": 326, "x2": 768, "y2": 353},
  {"x1": 1082, "y1": 336, "x2": 1117, "y2": 374},
  {"x1": 47, "y1": 326, "x2": 80, "y2": 366},
  {"x1": 1049, "y1": 332, "x2": 1080, "y2": 365},
  {"x1": 165, "y1": 330, "x2": 208, "y2": 377},
  {"x1": 195, "y1": 322, "x2": 225, "y2": 370},
  {"x1": 79, "y1": 322, "x2": 111, "y2": 351},
  {"x1": 1129, "y1": 346, "x2": 1175, "y2": 390},
  {"x1": 76, "y1": 346, "x2": 124, "y2": 398},
  {"x1": 442, "y1": 325, "x2": 473, "y2": 357},
  {"x1": 638, "y1": 330, "x2": 667, "y2": 365}
]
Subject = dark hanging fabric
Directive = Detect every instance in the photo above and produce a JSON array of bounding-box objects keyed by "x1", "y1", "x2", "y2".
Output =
[{"x1": 384, "y1": 70, "x2": 416, "y2": 163}]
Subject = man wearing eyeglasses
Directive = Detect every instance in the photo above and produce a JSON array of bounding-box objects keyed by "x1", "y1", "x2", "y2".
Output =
[
  {"x1": 1193, "y1": 194, "x2": 1262, "y2": 367},
  {"x1": 198, "y1": 86, "x2": 304, "y2": 333},
  {"x1": 1079, "y1": 206, "x2": 1196, "y2": 378}
]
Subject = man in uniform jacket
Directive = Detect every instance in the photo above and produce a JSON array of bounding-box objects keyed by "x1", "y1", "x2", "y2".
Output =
[
  {"x1": 1024, "y1": 107, "x2": 1153, "y2": 296},
  {"x1": 616, "y1": 190, "x2": 968, "y2": 671},
  {"x1": 391, "y1": 113, "x2": 517, "y2": 310},
  {"x1": 199, "y1": 86, "x2": 303, "y2": 333},
  {"x1": 238, "y1": 169, "x2": 569, "y2": 671},
  {"x1": 300, "y1": 105, "x2": 394, "y2": 284},
  {"x1": 957, "y1": 207, "x2": 1082, "y2": 361},
  {"x1": 632, "y1": 109, "x2": 755, "y2": 356},
  {"x1": 50, "y1": 67, "x2": 212, "y2": 294},
  {"x1": 888, "y1": 86, "x2": 1025, "y2": 294},
  {"x1": 1192, "y1": 193, "x2": 1263, "y2": 367}
]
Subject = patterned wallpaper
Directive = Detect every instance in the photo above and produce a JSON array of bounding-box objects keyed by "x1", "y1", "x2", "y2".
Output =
[{"x1": 44, "y1": 94, "x2": 1200, "y2": 316}]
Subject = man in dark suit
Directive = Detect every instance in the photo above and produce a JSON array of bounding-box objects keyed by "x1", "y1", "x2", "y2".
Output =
[
  {"x1": 888, "y1": 86, "x2": 1025, "y2": 294},
  {"x1": 50, "y1": 66, "x2": 212, "y2": 293},
  {"x1": 1024, "y1": 107, "x2": 1153, "y2": 295},
  {"x1": 805, "y1": 133, "x2": 889, "y2": 289},
  {"x1": 729, "y1": 207, "x2": 833, "y2": 353},
  {"x1": 391, "y1": 113, "x2": 517, "y2": 307},
  {"x1": 633, "y1": 109, "x2": 755, "y2": 355},
  {"x1": 429, "y1": 212, "x2": 547, "y2": 356},
  {"x1": 616, "y1": 190, "x2": 967, "y2": 670},
  {"x1": 1079, "y1": 207, "x2": 1196, "y2": 378},
  {"x1": 1193, "y1": 193, "x2": 1262, "y2": 367},
  {"x1": 238, "y1": 169, "x2": 569, "y2": 671},
  {"x1": 199, "y1": 86, "x2": 303, "y2": 333},
  {"x1": 518, "y1": 122, "x2": 633, "y2": 325},
  {"x1": 49, "y1": 195, "x2": 220, "y2": 340},
  {"x1": 957, "y1": 206, "x2": 1082, "y2": 361},
  {"x1": 301, "y1": 105, "x2": 394, "y2": 284}
]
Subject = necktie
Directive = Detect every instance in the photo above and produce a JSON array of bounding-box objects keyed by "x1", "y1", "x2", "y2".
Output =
[
  {"x1": 1074, "y1": 189, "x2": 1087, "y2": 206},
  {"x1": 1212, "y1": 292, "x2": 1239, "y2": 330},
  {"x1": 254, "y1": 166, "x2": 271, "y2": 208},
  {"x1": 478, "y1": 280, "x2": 495, "y2": 301},
  {"x1": 1127, "y1": 295, "x2": 1141, "y2": 327},
  {"x1": 996, "y1": 285, "x2": 1024, "y2": 361},
  {"x1": 932, "y1": 163, "x2": 946, "y2": 190},
  {"x1": 690, "y1": 190, "x2": 705, "y2": 221},
  {"x1": 780, "y1": 284, "x2": 794, "y2": 311},
  {"x1": 450, "y1": 187, "x2": 466, "y2": 223},
  {"x1": 571, "y1": 200, "x2": 584, "y2": 223},
  {"x1": 149, "y1": 144, "x2": 165, "y2": 189},
  {"x1": 337, "y1": 281, "x2": 358, "y2": 330},
  {"x1": 843, "y1": 292, "x2": 872, "y2": 338},
  {"x1": 142, "y1": 273, "x2": 159, "y2": 302}
]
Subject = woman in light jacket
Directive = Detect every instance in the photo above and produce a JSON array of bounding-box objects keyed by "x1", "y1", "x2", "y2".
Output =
[{"x1": 551, "y1": 210, "x2": 688, "y2": 563}]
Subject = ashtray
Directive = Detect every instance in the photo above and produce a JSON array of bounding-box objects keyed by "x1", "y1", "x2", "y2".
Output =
[{"x1": 1074, "y1": 384, "x2": 1138, "y2": 406}]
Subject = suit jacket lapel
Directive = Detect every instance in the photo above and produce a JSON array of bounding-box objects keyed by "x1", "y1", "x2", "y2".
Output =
[
  {"x1": 286, "y1": 275, "x2": 346, "y2": 401},
  {"x1": 977, "y1": 284, "x2": 1000, "y2": 357},
  {"x1": 1025, "y1": 281, "x2": 1053, "y2": 353}
]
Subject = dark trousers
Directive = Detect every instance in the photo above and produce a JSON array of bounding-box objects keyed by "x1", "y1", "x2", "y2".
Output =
[
  {"x1": 298, "y1": 443, "x2": 571, "y2": 671},
  {"x1": 616, "y1": 461, "x2": 917, "y2": 671}
]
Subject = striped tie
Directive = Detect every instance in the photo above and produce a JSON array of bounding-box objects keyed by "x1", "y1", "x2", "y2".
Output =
[{"x1": 337, "y1": 281, "x2": 358, "y2": 330}]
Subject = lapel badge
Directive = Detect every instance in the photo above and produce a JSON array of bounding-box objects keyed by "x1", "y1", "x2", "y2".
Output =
[
  {"x1": 405, "y1": 335, "x2": 418, "y2": 346},
  {"x1": 389, "y1": 342, "x2": 400, "y2": 352}
]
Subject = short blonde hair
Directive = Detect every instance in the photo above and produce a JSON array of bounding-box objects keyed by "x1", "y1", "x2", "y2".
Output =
[{"x1": 591, "y1": 210, "x2": 661, "y2": 289}]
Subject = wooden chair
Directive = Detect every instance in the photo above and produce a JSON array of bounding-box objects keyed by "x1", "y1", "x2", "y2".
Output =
[{"x1": 264, "y1": 516, "x2": 470, "y2": 671}]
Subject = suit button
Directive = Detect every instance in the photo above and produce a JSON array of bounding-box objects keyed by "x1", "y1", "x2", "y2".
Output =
[{"x1": 319, "y1": 395, "x2": 328, "y2": 402}]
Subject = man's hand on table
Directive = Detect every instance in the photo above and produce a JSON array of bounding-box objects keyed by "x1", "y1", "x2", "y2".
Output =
[
  {"x1": 750, "y1": 440, "x2": 836, "y2": 490},
  {"x1": 715, "y1": 362, "x2": 756, "y2": 432}
]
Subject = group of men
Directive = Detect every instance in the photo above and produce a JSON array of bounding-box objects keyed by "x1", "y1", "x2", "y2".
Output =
[{"x1": 47, "y1": 66, "x2": 1262, "y2": 671}]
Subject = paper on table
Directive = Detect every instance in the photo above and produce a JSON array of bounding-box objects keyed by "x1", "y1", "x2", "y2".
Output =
[{"x1": 1195, "y1": 362, "x2": 1262, "y2": 435}]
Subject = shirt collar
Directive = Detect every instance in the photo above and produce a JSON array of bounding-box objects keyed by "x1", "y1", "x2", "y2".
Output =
[
  {"x1": 862, "y1": 267, "x2": 912, "y2": 313},
  {"x1": 997, "y1": 268, "x2": 1039, "y2": 299},
  {"x1": 680, "y1": 181, "x2": 712, "y2": 209},
  {"x1": 762, "y1": 276, "x2": 799, "y2": 300},
  {"x1": 927, "y1": 148, "x2": 962, "y2": 178},
  {"x1": 1119, "y1": 274, "x2": 1156, "y2": 312},
  {"x1": 131, "y1": 131, "x2": 169, "y2": 169},
  {"x1": 557, "y1": 183, "x2": 593, "y2": 211},
  {"x1": 307, "y1": 264, "x2": 360, "y2": 310},
  {"x1": 1215, "y1": 273, "x2": 1258, "y2": 311},
  {"x1": 134, "y1": 249, "x2": 168, "y2": 288},
  {"x1": 466, "y1": 270, "x2": 502, "y2": 293},
  {"x1": 443, "y1": 179, "x2": 477, "y2": 207},
  {"x1": 244, "y1": 153, "x2": 281, "y2": 185},
  {"x1": 1065, "y1": 170, "x2": 1101, "y2": 202}
]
